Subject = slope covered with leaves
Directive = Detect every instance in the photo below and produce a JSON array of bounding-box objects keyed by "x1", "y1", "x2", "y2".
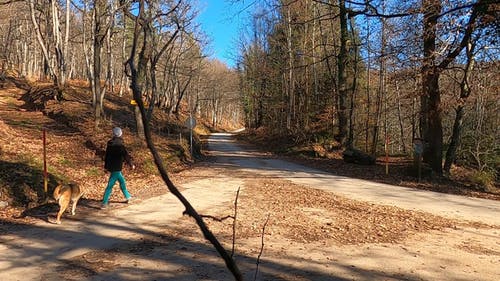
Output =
[{"x1": 0, "y1": 76, "x2": 197, "y2": 221}]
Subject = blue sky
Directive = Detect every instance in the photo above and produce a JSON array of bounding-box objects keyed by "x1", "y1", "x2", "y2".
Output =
[{"x1": 197, "y1": 1, "x2": 250, "y2": 68}]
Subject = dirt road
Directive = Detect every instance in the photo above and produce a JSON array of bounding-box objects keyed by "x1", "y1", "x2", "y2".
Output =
[
  {"x1": 207, "y1": 133, "x2": 500, "y2": 225},
  {"x1": 0, "y1": 133, "x2": 499, "y2": 280}
]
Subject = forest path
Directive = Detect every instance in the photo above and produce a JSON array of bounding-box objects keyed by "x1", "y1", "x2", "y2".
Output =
[{"x1": 208, "y1": 132, "x2": 500, "y2": 225}]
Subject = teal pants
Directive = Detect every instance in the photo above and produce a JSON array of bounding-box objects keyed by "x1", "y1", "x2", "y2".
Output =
[{"x1": 102, "y1": 171, "x2": 131, "y2": 204}]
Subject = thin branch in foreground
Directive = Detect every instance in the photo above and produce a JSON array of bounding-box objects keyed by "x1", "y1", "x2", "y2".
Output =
[
  {"x1": 232, "y1": 186, "x2": 241, "y2": 258},
  {"x1": 254, "y1": 214, "x2": 270, "y2": 281},
  {"x1": 195, "y1": 186, "x2": 241, "y2": 257},
  {"x1": 197, "y1": 214, "x2": 234, "y2": 222},
  {"x1": 136, "y1": 89, "x2": 242, "y2": 280},
  {"x1": 125, "y1": 2, "x2": 242, "y2": 279}
]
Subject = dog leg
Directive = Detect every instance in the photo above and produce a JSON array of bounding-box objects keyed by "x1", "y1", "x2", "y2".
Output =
[
  {"x1": 71, "y1": 191, "x2": 84, "y2": 216},
  {"x1": 56, "y1": 197, "x2": 70, "y2": 224},
  {"x1": 71, "y1": 202, "x2": 76, "y2": 216}
]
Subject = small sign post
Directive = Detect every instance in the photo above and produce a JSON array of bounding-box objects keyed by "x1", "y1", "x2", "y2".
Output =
[
  {"x1": 184, "y1": 116, "x2": 196, "y2": 156},
  {"x1": 413, "y1": 138, "x2": 424, "y2": 182}
]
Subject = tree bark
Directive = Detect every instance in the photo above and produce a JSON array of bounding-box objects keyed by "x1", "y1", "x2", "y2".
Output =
[
  {"x1": 93, "y1": 0, "x2": 106, "y2": 122},
  {"x1": 395, "y1": 80, "x2": 407, "y2": 153},
  {"x1": 444, "y1": 41, "x2": 475, "y2": 174},
  {"x1": 371, "y1": 17, "x2": 386, "y2": 156},
  {"x1": 337, "y1": 0, "x2": 349, "y2": 147},
  {"x1": 347, "y1": 16, "x2": 358, "y2": 149},
  {"x1": 286, "y1": 6, "x2": 294, "y2": 131},
  {"x1": 28, "y1": 0, "x2": 56, "y2": 83},
  {"x1": 364, "y1": 18, "x2": 371, "y2": 152},
  {"x1": 123, "y1": 1, "x2": 242, "y2": 279},
  {"x1": 421, "y1": 0, "x2": 486, "y2": 175},
  {"x1": 421, "y1": 0, "x2": 443, "y2": 175}
]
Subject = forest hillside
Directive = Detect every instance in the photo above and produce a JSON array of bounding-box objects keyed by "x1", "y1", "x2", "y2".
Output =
[{"x1": 0, "y1": 74, "x2": 204, "y2": 221}]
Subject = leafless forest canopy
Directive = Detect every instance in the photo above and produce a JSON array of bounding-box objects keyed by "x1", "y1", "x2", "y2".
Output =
[{"x1": 0, "y1": 0, "x2": 498, "y2": 178}]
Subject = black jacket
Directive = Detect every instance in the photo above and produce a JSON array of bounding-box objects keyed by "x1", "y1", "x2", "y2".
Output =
[{"x1": 104, "y1": 137, "x2": 133, "y2": 172}]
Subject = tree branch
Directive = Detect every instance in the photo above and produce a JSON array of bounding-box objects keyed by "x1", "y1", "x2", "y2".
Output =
[
  {"x1": 438, "y1": 0, "x2": 487, "y2": 69},
  {"x1": 231, "y1": 186, "x2": 240, "y2": 257},
  {"x1": 125, "y1": 2, "x2": 242, "y2": 280},
  {"x1": 253, "y1": 214, "x2": 270, "y2": 281}
]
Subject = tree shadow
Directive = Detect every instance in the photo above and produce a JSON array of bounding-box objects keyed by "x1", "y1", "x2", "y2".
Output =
[
  {"x1": 0, "y1": 214, "x2": 430, "y2": 281},
  {"x1": 0, "y1": 160, "x2": 61, "y2": 208},
  {"x1": 84, "y1": 139, "x2": 106, "y2": 160},
  {"x1": 3, "y1": 75, "x2": 31, "y2": 91}
]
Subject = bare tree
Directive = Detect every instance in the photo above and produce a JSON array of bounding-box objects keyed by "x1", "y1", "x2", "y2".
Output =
[
  {"x1": 421, "y1": 0, "x2": 491, "y2": 175},
  {"x1": 122, "y1": 0, "x2": 242, "y2": 279}
]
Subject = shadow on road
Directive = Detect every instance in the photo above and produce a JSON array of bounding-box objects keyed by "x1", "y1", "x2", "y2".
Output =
[{"x1": 0, "y1": 215, "x2": 429, "y2": 281}]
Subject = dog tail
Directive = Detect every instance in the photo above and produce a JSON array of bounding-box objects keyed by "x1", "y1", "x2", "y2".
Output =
[{"x1": 53, "y1": 185, "x2": 62, "y2": 200}]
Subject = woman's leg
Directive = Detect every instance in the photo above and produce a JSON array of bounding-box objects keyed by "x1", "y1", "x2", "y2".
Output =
[
  {"x1": 116, "y1": 171, "x2": 132, "y2": 200},
  {"x1": 102, "y1": 172, "x2": 119, "y2": 205}
]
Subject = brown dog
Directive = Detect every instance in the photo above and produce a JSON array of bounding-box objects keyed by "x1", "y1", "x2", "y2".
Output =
[{"x1": 53, "y1": 183, "x2": 84, "y2": 224}]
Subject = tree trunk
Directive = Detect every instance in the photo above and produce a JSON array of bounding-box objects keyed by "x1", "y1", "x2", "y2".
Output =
[
  {"x1": 286, "y1": 6, "x2": 294, "y2": 131},
  {"x1": 347, "y1": 16, "x2": 358, "y2": 149},
  {"x1": 93, "y1": 0, "x2": 109, "y2": 123},
  {"x1": 82, "y1": 2, "x2": 96, "y2": 109},
  {"x1": 62, "y1": 0, "x2": 70, "y2": 85},
  {"x1": 395, "y1": 80, "x2": 407, "y2": 153},
  {"x1": 421, "y1": 0, "x2": 443, "y2": 175},
  {"x1": 444, "y1": 41, "x2": 475, "y2": 173},
  {"x1": 51, "y1": 0, "x2": 65, "y2": 86},
  {"x1": 119, "y1": 9, "x2": 127, "y2": 97},
  {"x1": 134, "y1": 104, "x2": 145, "y2": 139},
  {"x1": 337, "y1": 0, "x2": 348, "y2": 147},
  {"x1": 421, "y1": 0, "x2": 485, "y2": 175},
  {"x1": 28, "y1": 0, "x2": 56, "y2": 83},
  {"x1": 93, "y1": 32, "x2": 103, "y2": 121},
  {"x1": 364, "y1": 18, "x2": 371, "y2": 152},
  {"x1": 371, "y1": 17, "x2": 386, "y2": 156}
]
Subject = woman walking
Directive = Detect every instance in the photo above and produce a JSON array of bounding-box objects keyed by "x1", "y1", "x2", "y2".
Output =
[{"x1": 102, "y1": 127, "x2": 135, "y2": 208}]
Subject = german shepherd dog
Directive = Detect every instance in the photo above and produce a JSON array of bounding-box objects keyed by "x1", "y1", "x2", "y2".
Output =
[{"x1": 53, "y1": 183, "x2": 84, "y2": 224}]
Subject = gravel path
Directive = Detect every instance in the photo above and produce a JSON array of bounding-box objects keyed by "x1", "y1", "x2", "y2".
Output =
[{"x1": 207, "y1": 133, "x2": 500, "y2": 225}]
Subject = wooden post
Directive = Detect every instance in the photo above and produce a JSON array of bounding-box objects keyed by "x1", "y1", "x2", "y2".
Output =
[{"x1": 385, "y1": 136, "x2": 389, "y2": 175}]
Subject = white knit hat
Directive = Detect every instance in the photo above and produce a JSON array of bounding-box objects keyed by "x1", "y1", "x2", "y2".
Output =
[{"x1": 112, "y1": 127, "x2": 123, "y2": 137}]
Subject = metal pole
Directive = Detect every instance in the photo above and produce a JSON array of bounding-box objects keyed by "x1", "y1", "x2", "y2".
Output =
[
  {"x1": 43, "y1": 128, "x2": 48, "y2": 194},
  {"x1": 189, "y1": 114, "x2": 193, "y2": 156},
  {"x1": 190, "y1": 127, "x2": 193, "y2": 156}
]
